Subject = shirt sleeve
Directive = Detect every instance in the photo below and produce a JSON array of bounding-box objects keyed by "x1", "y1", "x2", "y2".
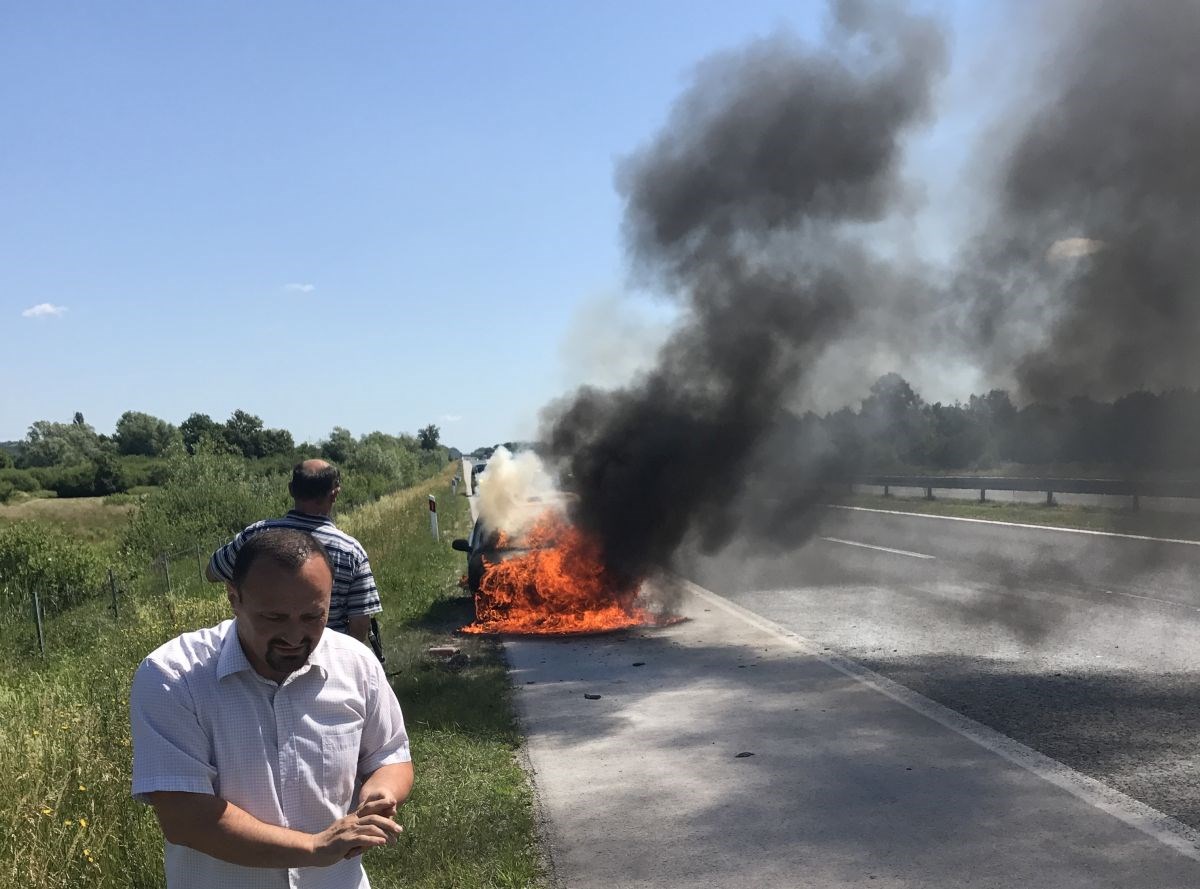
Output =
[
  {"x1": 346, "y1": 555, "x2": 383, "y2": 618},
  {"x1": 358, "y1": 660, "x2": 410, "y2": 776},
  {"x1": 208, "y1": 527, "x2": 252, "y2": 582},
  {"x1": 130, "y1": 659, "x2": 218, "y2": 802}
]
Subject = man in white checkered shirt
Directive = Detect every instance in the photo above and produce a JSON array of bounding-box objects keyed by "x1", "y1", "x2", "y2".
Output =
[
  {"x1": 207, "y1": 459, "x2": 383, "y2": 656},
  {"x1": 132, "y1": 528, "x2": 414, "y2": 888}
]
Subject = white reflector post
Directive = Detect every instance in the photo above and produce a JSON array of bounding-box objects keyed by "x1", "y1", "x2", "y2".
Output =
[{"x1": 428, "y1": 494, "x2": 439, "y2": 540}]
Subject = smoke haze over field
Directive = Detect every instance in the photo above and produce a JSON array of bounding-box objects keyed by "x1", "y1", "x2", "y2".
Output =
[{"x1": 541, "y1": 0, "x2": 1200, "y2": 584}]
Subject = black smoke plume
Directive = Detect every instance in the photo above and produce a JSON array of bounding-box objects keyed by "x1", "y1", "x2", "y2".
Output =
[
  {"x1": 542, "y1": 1, "x2": 947, "y2": 585},
  {"x1": 960, "y1": 0, "x2": 1200, "y2": 404}
]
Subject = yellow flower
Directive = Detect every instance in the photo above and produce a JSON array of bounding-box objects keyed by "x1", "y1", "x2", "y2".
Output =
[
  {"x1": 78, "y1": 785, "x2": 87, "y2": 792},
  {"x1": 40, "y1": 807, "x2": 52, "y2": 816},
  {"x1": 79, "y1": 818, "x2": 88, "y2": 828},
  {"x1": 83, "y1": 849, "x2": 90, "y2": 856},
  {"x1": 31, "y1": 730, "x2": 39, "y2": 737},
  {"x1": 63, "y1": 819, "x2": 72, "y2": 825}
]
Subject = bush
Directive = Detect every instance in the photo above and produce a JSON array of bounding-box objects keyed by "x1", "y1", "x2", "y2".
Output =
[
  {"x1": 0, "y1": 522, "x2": 109, "y2": 620},
  {"x1": 0, "y1": 468, "x2": 40, "y2": 497},
  {"x1": 102, "y1": 492, "x2": 142, "y2": 506},
  {"x1": 29, "y1": 463, "x2": 97, "y2": 497},
  {"x1": 6, "y1": 489, "x2": 57, "y2": 504},
  {"x1": 117, "y1": 455, "x2": 172, "y2": 488},
  {"x1": 121, "y1": 452, "x2": 286, "y2": 563},
  {"x1": 338, "y1": 472, "x2": 399, "y2": 510}
]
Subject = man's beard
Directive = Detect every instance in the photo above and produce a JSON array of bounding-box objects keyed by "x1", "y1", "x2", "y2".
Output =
[{"x1": 265, "y1": 638, "x2": 314, "y2": 675}]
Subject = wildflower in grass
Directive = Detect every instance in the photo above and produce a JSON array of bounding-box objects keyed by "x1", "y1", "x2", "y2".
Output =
[
  {"x1": 78, "y1": 784, "x2": 87, "y2": 791},
  {"x1": 40, "y1": 807, "x2": 52, "y2": 816},
  {"x1": 79, "y1": 817, "x2": 88, "y2": 828}
]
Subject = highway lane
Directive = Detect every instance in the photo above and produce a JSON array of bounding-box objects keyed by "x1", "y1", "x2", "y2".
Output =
[{"x1": 686, "y1": 505, "x2": 1200, "y2": 828}]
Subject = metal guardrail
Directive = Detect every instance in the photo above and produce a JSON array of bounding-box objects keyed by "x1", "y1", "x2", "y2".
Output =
[{"x1": 857, "y1": 475, "x2": 1200, "y2": 509}]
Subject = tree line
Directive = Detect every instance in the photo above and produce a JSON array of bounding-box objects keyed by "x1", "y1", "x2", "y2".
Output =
[
  {"x1": 782, "y1": 373, "x2": 1200, "y2": 476},
  {"x1": 0, "y1": 410, "x2": 448, "y2": 503}
]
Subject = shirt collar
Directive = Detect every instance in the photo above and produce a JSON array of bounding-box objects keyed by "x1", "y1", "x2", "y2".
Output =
[
  {"x1": 287, "y1": 509, "x2": 334, "y2": 524},
  {"x1": 217, "y1": 619, "x2": 330, "y2": 683},
  {"x1": 217, "y1": 620, "x2": 254, "y2": 681}
]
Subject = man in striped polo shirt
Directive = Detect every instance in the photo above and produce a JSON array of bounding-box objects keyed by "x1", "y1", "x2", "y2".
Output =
[{"x1": 207, "y1": 459, "x2": 384, "y2": 659}]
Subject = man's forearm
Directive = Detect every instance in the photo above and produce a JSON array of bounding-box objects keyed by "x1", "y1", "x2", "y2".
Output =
[
  {"x1": 346, "y1": 614, "x2": 372, "y2": 644},
  {"x1": 360, "y1": 762, "x2": 414, "y2": 810},
  {"x1": 148, "y1": 792, "x2": 315, "y2": 868}
]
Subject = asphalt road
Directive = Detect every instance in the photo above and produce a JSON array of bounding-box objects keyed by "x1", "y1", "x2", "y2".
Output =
[{"x1": 687, "y1": 505, "x2": 1200, "y2": 828}]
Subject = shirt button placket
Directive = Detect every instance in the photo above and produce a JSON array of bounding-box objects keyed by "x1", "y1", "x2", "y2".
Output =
[{"x1": 278, "y1": 684, "x2": 301, "y2": 889}]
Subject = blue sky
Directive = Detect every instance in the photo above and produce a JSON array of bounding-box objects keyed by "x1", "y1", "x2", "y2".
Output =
[{"x1": 1, "y1": 1, "x2": 1004, "y2": 451}]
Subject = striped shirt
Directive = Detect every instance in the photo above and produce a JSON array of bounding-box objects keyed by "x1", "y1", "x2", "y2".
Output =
[{"x1": 209, "y1": 511, "x2": 381, "y2": 633}]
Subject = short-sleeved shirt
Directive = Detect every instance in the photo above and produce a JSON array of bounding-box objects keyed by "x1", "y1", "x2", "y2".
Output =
[
  {"x1": 130, "y1": 619, "x2": 411, "y2": 889},
  {"x1": 209, "y1": 511, "x2": 381, "y2": 632}
]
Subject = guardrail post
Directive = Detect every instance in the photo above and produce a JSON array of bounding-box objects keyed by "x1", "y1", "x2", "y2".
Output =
[
  {"x1": 925, "y1": 486, "x2": 934, "y2": 501},
  {"x1": 1131, "y1": 493, "x2": 1140, "y2": 512},
  {"x1": 1046, "y1": 490, "x2": 1055, "y2": 506},
  {"x1": 980, "y1": 488, "x2": 986, "y2": 503},
  {"x1": 883, "y1": 484, "x2": 890, "y2": 497}
]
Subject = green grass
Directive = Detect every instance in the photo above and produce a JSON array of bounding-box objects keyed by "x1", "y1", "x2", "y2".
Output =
[
  {"x1": 0, "y1": 496, "x2": 136, "y2": 550},
  {"x1": 0, "y1": 470, "x2": 545, "y2": 889},
  {"x1": 842, "y1": 492, "x2": 1200, "y2": 541}
]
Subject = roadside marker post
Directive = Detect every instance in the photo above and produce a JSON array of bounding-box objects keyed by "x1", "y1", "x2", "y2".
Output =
[
  {"x1": 31, "y1": 586, "x2": 45, "y2": 656},
  {"x1": 429, "y1": 495, "x2": 439, "y2": 541}
]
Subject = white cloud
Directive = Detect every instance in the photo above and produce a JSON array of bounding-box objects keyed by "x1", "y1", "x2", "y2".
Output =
[
  {"x1": 21, "y1": 303, "x2": 67, "y2": 318},
  {"x1": 284, "y1": 283, "x2": 316, "y2": 293},
  {"x1": 440, "y1": 414, "x2": 463, "y2": 423}
]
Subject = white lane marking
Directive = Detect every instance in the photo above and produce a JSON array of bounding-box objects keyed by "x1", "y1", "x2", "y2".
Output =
[
  {"x1": 1107, "y1": 589, "x2": 1200, "y2": 611},
  {"x1": 820, "y1": 536, "x2": 936, "y2": 560},
  {"x1": 828, "y1": 504, "x2": 1200, "y2": 547},
  {"x1": 680, "y1": 578, "x2": 1200, "y2": 863}
]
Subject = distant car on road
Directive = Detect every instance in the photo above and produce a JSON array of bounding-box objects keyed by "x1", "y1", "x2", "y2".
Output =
[{"x1": 470, "y1": 461, "x2": 487, "y2": 493}]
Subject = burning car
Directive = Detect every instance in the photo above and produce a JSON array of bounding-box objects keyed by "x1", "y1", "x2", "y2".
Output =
[
  {"x1": 452, "y1": 493, "x2": 576, "y2": 595},
  {"x1": 452, "y1": 494, "x2": 659, "y2": 636}
]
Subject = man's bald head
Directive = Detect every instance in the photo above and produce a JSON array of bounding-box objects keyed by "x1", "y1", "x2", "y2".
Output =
[{"x1": 290, "y1": 459, "x2": 341, "y2": 506}]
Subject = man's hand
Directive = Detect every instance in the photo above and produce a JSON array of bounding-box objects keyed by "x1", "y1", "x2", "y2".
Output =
[
  {"x1": 310, "y1": 811, "x2": 402, "y2": 866},
  {"x1": 356, "y1": 788, "x2": 400, "y2": 819}
]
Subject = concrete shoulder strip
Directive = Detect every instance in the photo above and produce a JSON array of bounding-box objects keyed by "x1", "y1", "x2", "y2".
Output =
[
  {"x1": 680, "y1": 578, "x2": 1200, "y2": 863},
  {"x1": 828, "y1": 503, "x2": 1200, "y2": 547}
]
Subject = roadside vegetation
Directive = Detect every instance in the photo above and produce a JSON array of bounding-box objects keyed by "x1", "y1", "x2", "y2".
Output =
[
  {"x1": 0, "y1": 409, "x2": 454, "y2": 506},
  {"x1": 843, "y1": 492, "x2": 1200, "y2": 542},
  {"x1": 0, "y1": 496, "x2": 136, "y2": 548},
  {"x1": 0, "y1": 459, "x2": 544, "y2": 889}
]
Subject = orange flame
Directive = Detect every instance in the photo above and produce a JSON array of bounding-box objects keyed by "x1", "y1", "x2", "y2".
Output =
[{"x1": 462, "y1": 512, "x2": 653, "y2": 635}]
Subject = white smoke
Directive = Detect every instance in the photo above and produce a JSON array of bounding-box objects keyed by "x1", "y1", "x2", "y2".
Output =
[{"x1": 476, "y1": 446, "x2": 565, "y2": 536}]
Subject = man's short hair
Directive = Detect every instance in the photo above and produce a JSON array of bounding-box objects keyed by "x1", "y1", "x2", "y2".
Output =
[
  {"x1": 290, "y1": 462, "x2": 341, "y2": 501},
  {"x1": 231, "y1": 528, "x2": 334, "y2": 589}
]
